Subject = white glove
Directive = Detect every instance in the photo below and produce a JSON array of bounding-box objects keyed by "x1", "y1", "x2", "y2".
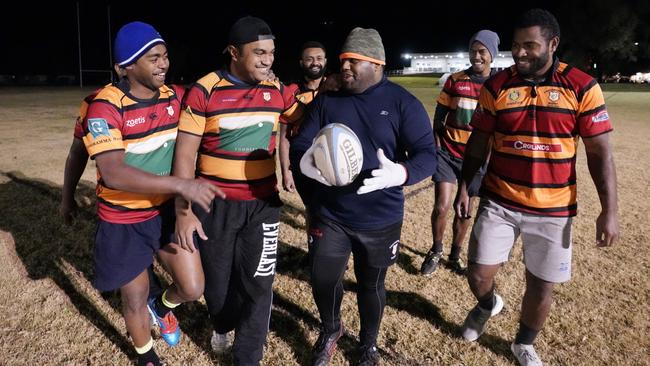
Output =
[
  {"x1": 299, "y1": 143, "x2": 332, "y2": 186},
  {"x1": 357, "y1": 148, "x2": 407, "y2": 195}
]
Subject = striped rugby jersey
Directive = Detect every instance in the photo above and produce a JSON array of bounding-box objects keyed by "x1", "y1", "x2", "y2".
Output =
[
  {"x1": 285, "y1": 78, "x2": 323, "y2": 137},
  {"x1": 73, "y1": 88, "x2": 103, "y2": 139},
  {"x1": 82, "y1": 80, "x2": 182, "y2": 224},
  {"x1": 434, "y1": 68, "x2": 492, "y2": 159},
  {"x1": 471, "y1": 59, "x2": 613, "y2": 217},
  {"x1": 74, "y1": 84, "x2": 185, "y2": 139},
  {"x1": 179, "y1": 70, "x2": 302, "y2": 200}
]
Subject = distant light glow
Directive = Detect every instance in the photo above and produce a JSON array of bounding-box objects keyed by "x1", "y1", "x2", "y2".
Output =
[{"x1": 634, "y1": 42, "x2": 639, "y2": 46}]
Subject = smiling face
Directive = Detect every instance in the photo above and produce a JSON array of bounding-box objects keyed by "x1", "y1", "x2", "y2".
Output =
[
  {"x1": 300, "y1": 47, "x2": 327, "y2": 80},
  {"x1": 469, "y1": 41, "x2": 492, "y2": 77},
  {"x1": 340, "y1": 58, "x2": 383, "y2": 94},
  {"x1": 229, "y1": 39, "x2": 275, "y2": 84},
  {"x1": 512, "y1": 25, "x2": 559, "y2": 79},
  {"x1": 124, "y1": 43, "x2": 169, "y2": 98}
]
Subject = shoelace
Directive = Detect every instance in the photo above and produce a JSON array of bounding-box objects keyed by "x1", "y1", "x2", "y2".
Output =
[{"x1": 519, "y1": 349, "x2": 538, "y2": 361}]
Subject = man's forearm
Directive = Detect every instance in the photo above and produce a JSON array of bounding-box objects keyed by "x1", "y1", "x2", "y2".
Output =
[
  {"x1": 586, "y1": 149, "x2": 618, "y2": 213},
  {"x1": 460, "y1": 131, "x2": 491, "y2": 185}
]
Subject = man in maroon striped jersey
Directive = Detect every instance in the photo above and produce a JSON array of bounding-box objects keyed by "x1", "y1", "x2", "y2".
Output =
[
  {"x1": 173, "y1": 16, "x2": 302, "y2": 365},
  {"x1": 454, "y1": 9, "x2": 619, "y2": 365},
  {"x1": 420, "y1": 30, "x2": 500, "y2": 276}
]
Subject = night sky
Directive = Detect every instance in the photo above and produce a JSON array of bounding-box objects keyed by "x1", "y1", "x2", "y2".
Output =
[{"x1": 1, "y1": 1, "x2": 568, "y2": 84}]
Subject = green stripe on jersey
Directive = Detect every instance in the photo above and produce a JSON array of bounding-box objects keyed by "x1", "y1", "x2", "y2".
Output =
[
  {"x1": 124, "y1": 139, "x2": 175, "y2": 176},
  {"x1": 220, "y1": 121, "x2": 274, "y2": 153}
]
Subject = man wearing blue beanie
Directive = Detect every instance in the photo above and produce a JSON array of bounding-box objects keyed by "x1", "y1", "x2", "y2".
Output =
[
  {"x1": 81, "y1": 21, "x2": 222, "y2": 366},
  {"x1": 173, "y1": 15, "x2": 304, "y2": 366},
  {"x1": 421, "y1": 29, "x2": 500, "y2": 277}
]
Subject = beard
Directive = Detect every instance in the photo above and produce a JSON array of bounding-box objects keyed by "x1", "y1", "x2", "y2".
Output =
[
  {"x1": 515, "y1": 51, "x2": 551, "y2": 78},
  {"x1": 303, "y1": 65, "x2": 325, "y2": 80}
]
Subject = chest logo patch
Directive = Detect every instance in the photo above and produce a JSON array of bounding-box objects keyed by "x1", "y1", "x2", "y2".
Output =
[
  {"x1": 263, "y1": 92, "x2": 271, "y2": 102},
  {"x1": 508, "y1": 90, "x2": 521, "y2": 102}
]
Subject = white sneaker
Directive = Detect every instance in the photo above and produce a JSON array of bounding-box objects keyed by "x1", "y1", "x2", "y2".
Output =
[
  {"x1": 461, "y1": 294, "x2": 504, "y2": 341},
  {"x1": 511, "y1": 343, "x2": 543, "y2": 366},
  {"x1": 210, "y1": 330, "x2": 234, "y2": 354}
]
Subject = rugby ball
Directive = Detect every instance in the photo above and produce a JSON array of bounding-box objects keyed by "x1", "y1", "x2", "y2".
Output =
[{"x1": 312, "y1": 123, "x2": 363, "y2": 186}]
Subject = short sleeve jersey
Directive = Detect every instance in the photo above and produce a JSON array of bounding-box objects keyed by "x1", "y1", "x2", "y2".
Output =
[
  {"x1": 471, "y1": 59, "x2": 613, "y2": 216},
  {"x1": 435, "y1": 68, "x2": 489, "y2": 159},
  {"x1": 179, "y1": 70, "x2": 302, "y2": 201},
  {"x1": 82, "y1": 81, "x2": 181, "y2": 223}
]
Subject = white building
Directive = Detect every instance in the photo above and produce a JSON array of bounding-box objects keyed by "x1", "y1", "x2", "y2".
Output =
[{"x1": 402, "y1": 51, "x2": 513, "y2": 74}]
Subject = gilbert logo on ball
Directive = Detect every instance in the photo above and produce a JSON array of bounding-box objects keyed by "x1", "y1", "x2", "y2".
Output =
[{"x1": 312, "y1": 123, "x2": 363, "y2": 186}]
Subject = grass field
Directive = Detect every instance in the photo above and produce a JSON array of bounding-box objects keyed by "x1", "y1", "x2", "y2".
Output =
[{"x1": 0, "y1": 78, "x2": 649, "y2": 365}]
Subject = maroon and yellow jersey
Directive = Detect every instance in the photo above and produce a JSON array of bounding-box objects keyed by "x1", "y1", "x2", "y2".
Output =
[
  {"x1": 73, "y1": 88, "x2": 104, "y2": 139},
  {"x1": 434, "y1": 69, "x2": 490, "y2": 159},
  {"x1": 82, "y1": 81, "x2": 182, "y2": 224},
  {"x1": 471, "y1": 59, "x2": 613, "y2": 217},
  {"x1": 285, "y1": 79, "x2": 322, "y2": 136},
  {"x1": 179, "y1": 70, "x2": 302, "y2": 201},
  {"x1": 73, "y1": 84, "x2": 185, "y2": 139}
]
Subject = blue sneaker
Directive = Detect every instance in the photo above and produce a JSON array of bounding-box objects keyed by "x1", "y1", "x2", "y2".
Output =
[{"x1": 147, "y1": 297, "x2": 181, "y2": 346}]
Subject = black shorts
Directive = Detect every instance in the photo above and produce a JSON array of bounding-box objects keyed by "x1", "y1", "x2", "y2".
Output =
[
  {"x1": 93, "y1": 204, "x2": 174, "y2": 292},
  {"x1": 432, "y1": 148, "x2": 485, "y2": 197},
  {"x1": 309, "y1": 215, "x2": 402, "y2": 268}
]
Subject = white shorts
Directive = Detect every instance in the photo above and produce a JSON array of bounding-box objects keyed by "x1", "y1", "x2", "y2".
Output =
[{"x1": 468, "y1": 198, "x2": 573, "y2": 283}]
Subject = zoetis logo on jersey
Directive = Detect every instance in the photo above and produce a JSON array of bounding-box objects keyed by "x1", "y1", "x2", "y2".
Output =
[
  {"x1": 125, "y1": 116, "x2": 146, "y2": 127},
  {"x1": 254, "y1": 222, "x2": 279, "y2": 277},
  {"x1": 504, "y1": 140, "x2": 562, "y2": 152}
]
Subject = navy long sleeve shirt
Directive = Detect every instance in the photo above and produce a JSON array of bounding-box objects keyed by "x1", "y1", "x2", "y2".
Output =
[{"x1": 289, "y1": 77, "x2": 436, "y2": 230}]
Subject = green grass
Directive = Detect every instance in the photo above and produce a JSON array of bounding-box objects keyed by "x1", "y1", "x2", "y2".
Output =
[
  {"x1": 389, "y1": 74, "x2": 650, "y2": 93},
  {"x1": 388, "y1": 76, "x2": 441, "y2": 88},
  {"x1": 600, "y1": 83, "x2": 650, "y2": 92}
]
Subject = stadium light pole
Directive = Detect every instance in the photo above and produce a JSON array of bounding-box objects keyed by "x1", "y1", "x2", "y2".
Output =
[{"x1": 107, "y1": 5, "x2": 113, "y2": 83}]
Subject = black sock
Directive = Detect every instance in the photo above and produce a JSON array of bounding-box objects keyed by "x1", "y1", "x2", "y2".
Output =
[
  {"x1": 515, "y1": 321, "x2": 539, "y2": 345},
  {"x1": 432, "y1": 240, "x2": 443, "y2": 253},
  {"x1": 449, "y1": 245, "x2": 461, "y2": 261},
  {"x1": 137, "y1": 348, "x2": 160, "y2": 366},
  {"x1": 153, "y1": 295, "x2": 172, "y2": 317},
  {"x1": 478, "y1": 289, "x2": 495, "y2": 311}
]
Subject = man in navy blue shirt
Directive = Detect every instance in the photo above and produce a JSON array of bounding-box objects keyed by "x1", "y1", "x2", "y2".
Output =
[{"x1": 290, "y1": 27, "x2": 436, "y2": 366}]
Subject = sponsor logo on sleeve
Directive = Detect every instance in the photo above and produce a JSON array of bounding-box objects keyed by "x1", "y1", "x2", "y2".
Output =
[
  {"x1": 591, "y1": 110, "x2": 609, "y2": 123},
  {"x1": 88, "y1": 118, "x2": 111, "y2": 139}
]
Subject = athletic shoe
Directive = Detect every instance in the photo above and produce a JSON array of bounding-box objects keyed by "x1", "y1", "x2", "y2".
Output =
[
  {"x1": 147, "y1": 297, "x2": 181, "y2": 346},
  {"x1": 446, "y1": 257, "x2": 467, "y2": 275},
  {"x1": 358, "y1": 344, "x2": 380, "y2": 366},
  {"x1": 461, "y1": 294, "x2": 504, "y2": 341},
  {"x1": 210, "y1": 330, "x2": 234, "y2": 354},
  {"x1": 420, "y1": 250, "x2": 443, "y2": 276},
  {"x1": 311, "y1": 323, "x2": 344, "y2": 366},
  {"x1": 511, "y1": 343, "x2": 543, "y2": 366}
]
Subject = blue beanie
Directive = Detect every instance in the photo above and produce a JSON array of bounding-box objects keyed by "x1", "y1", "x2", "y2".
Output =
[
  {"x1": 114, "y1": 21, "x2": 165, "y2": 67},
  {"x1": 469, "y1": 29, "x2": 500, "y2": 60}
]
